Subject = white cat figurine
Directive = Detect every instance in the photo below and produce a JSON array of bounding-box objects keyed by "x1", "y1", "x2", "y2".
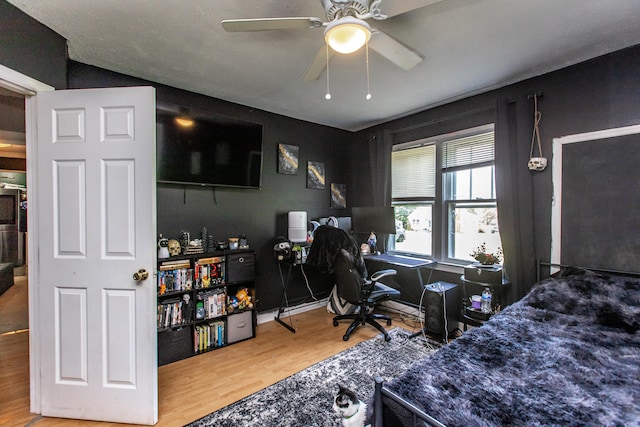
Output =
[{"x1": 333, "y1": 384, "x2": 368, "y2": 427}]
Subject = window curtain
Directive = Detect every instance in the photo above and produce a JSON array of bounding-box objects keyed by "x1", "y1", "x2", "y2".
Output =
[
  {"x1": 368, "y1": 129, "x2": 393, "y2": 207},
  {"x1": 494, "y1": 99, "x2": 537, "y2": 304}
]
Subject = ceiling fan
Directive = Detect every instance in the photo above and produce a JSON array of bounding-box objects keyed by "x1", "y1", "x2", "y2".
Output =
[{"x1": 221, "y1": 0, "x2": 442, "y2": 81}]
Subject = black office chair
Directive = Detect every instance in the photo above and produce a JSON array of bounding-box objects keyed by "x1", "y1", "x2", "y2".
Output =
[{"x1": 332, "y1": 248, "x2": 400, "y2": 341}]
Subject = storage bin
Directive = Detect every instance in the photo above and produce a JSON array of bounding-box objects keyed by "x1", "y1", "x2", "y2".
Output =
[
  {"x1": 227, "y1": 253, "x2": 255, "y2": 283},
  {"x1": 158, "y1": 327, "x2": 193, "y2": 366},
  {"x1": 227, "y1": 311, "x2": 254, "y2": 344}
]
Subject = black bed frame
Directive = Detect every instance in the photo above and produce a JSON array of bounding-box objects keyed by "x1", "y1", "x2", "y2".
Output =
[
  {"x1": 535, "y1": 259, "x2": 639, "y2": 281},
  {"x1": 372, "y1": 260, "x2": 640, "y2": 427},
  {"x1": 373, "y1": 376, "x2": 446, "y2": 427}
]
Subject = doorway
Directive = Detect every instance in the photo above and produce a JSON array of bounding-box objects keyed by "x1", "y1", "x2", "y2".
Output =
[
  {"x1": 0, "y1": 63, "x2": 53, "y2": 418},
  {"x1": 0, "y1": 86, "x2": 28, "y2": 335}
]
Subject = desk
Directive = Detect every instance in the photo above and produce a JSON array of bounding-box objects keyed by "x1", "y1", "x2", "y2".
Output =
[
  {"x1": 365, "y1": 254, "x2": 438, "y2": 340},
  {"x1": 364, "y1": 254, "x2": 435, "y2": 287}
]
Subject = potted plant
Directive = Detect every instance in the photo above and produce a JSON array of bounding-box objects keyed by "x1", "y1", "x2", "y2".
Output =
[{"x1": 470, "y1": 243, "x2": 502, "y2": 266}]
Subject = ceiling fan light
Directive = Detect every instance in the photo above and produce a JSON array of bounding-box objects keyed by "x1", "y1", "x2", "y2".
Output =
[{"x1": 324, "y1": 17, "x2": 371, "y2": 54}]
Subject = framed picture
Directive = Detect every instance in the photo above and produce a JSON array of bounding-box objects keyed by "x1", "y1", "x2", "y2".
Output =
[
  {"x1": 330, "y1": 183, "x2": 346, "y2": 208},
  {"x1": 277, "y1": 143, "x2": 299, "y2": 175},
  {"x1": 306, "y1": 161, "x2": 325, "y2": 189}
]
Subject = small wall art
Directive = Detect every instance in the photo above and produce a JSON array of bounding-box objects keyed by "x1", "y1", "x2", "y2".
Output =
[
  {"x1": 330, "y1": 183, "x2": 346, "y2": 208},
  {"x1": 306, "y1": 161, "x2": 325, "y2": 189},
  {"x1": 277, "y1": 143, "x2": 299, "y2": 175}
]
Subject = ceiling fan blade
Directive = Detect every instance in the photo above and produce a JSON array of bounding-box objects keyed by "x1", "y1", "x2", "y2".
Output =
[
  {"x1": 302, "y1": 45, "x2": 335, "y2": 81},
  {"x1": 376, "y1": 0, "x2": 444, "y2": 18},
  {"x1": 369, "y1": 30, "x2": 423, "y2": 71},
  {"x1": 221, "y1": 17, "x2": 324, "y2": 32}
]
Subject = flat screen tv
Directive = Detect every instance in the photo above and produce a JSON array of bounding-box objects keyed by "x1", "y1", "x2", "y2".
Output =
[{"x1": 156, "y1": 110, "x2": 263, "y2": 188}]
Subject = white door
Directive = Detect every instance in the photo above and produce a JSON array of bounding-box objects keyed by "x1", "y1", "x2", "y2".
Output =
[{"x1": 36, "y1": 87, "x2": 158, "y2": 424}]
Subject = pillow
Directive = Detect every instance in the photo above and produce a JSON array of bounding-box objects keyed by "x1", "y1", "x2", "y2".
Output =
[{"x1": 327, "y1": 285, "x2": 357, "y2": 315}]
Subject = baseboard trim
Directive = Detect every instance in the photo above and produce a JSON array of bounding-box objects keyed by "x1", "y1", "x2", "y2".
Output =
[
  {"x1": 380, "y1": 300, "x2": 423, "y2": 320},
  {"x1": 256, "y1": 297, "x2": 329, "y2": 325},
  {"x1": 257, "y1": 298, "x2": 466, "y2": 332}
]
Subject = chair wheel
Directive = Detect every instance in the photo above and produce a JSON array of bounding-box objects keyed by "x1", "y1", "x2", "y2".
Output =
[
  {"x1": 386, "y1": 319, "x2": 392, "y2": 326},
  {"x1": 343, "y1": 335, "x2": 350, "y2": 341},
  {"x1": 384, "y1": 334, "x2": 391, "y2": 342},
  {"x1": 333, "y1": 320, "x2": 339, "y2": 327}
]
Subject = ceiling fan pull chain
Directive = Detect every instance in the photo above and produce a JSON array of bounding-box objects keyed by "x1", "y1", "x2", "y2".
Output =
[
  {"x1": 325, "y1": 43, "x2": 332, "y2": 100},
  {"x1": 366, "y1": 41, "x2": 372, "y2": 100}
]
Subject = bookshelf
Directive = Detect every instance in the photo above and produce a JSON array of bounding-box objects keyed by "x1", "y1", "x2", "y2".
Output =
[{"x1": 157, "y1": 248, "x2": 256, "y2": 366}]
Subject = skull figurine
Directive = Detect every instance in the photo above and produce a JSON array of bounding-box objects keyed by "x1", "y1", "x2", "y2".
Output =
[
  {"x1": 167, "y1": 239, "x2": 182, "y2": 256},
  {"x1": 527, "y1": 157, "x2": 547, "y2": 171}
]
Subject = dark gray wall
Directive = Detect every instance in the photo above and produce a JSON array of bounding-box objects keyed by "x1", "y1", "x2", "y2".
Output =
[
  {"x1": 0, "y1": 0, "x2": 67, "y2": 89},
  {"x1": 68, "y1": 62, "x2": 353, "y2": 311}
]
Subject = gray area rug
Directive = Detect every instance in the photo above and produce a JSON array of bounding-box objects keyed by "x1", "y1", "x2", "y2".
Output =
[{"x1": 185, "y1": 328, "x2": 440, "y2": 427}]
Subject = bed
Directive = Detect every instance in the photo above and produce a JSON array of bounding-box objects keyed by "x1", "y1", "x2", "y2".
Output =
[{"x1": 369, "y1": 265, "x2": 640, "y2": 427}]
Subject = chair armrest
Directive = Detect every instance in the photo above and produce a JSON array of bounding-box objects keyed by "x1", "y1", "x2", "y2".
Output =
[{"x1": 370, "y1": 269, "x2": 397, "y2": 282}]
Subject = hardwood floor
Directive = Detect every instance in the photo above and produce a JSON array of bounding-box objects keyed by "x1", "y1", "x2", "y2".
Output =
[
  {"x1": 0, "y1": 278, "x2": 420, "y2": 426},
  {"x1": 0, "y1": 274, "x2": 28, "y2": 334}
]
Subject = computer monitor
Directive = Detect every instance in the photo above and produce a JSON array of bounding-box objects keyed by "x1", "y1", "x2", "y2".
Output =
[{"x1": 351, "y1": 207, "x2": 396, "y2": 234}]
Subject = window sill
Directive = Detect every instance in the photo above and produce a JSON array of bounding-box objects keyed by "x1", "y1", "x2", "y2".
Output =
[{"x1": 429, "y1": 262, "x2": 464, "y2": 275}]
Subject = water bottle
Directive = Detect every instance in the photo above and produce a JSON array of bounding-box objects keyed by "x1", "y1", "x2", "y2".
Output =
[{"x1": 481, "y1": 288, "x2": 492, "y2": 314}]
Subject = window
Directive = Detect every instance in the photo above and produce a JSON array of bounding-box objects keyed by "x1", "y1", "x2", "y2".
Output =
[
  {"x1": 391, "y1": 124, "x2": 500, "y2": 264},
  {"x1": 391, "y1": 143, "x2": 435, "y2": 255}
]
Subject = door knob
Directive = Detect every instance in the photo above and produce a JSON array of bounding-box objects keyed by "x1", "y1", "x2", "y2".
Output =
[{"x1": 133, "y1": 268, "x2": 149, "y2": 281}]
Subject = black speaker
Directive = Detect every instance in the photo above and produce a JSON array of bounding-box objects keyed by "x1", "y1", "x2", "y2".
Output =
[{"x1": 423, "y1": 282, "x2": 459, "y2": 341}]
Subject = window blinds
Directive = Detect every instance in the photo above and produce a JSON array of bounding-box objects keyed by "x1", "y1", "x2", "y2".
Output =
[
  {"x1": 392, "y1": 125, "x2": 494, "y2": 200},
  {"x1": 442, "y1": 130, "x2": 494, "y2": 170},
  {"x1": 392, "y1": 144, "x2": 436, "y2": 199}
]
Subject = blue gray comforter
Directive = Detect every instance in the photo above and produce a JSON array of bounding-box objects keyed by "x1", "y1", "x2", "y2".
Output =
[{"x1": 375, "y1": 269, "x2": 640, "y2": 426}]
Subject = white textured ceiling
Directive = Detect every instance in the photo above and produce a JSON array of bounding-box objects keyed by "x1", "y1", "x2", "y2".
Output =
[{"x1": 8, "y1": 0, "x2": 640, "y2": 131}]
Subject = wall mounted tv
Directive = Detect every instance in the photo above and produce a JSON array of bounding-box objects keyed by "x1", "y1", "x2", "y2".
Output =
[{"x1": 156, "y1": 109, "x2": 263, "y2": 189}]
